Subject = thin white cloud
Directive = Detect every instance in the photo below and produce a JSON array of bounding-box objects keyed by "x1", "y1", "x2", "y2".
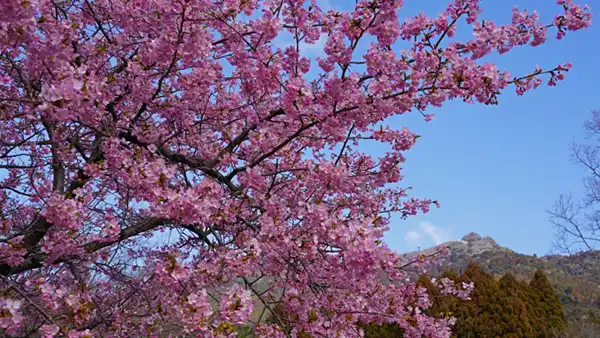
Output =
[
  {"x1": 420, "y1": 222, "x2": 452, "y2": 245},
  {"x1": 403, "y1": 222, "x2": 454, "y2": 247},
  {"x1": 299, "y1": 35, "x2": 327, "y2": 57},
  {"x1": 316, "y1": 0, "x2": 334, "y2": 11},
  {"x1": 404, "y1": 230, "x2": 422, "y2": 244}
]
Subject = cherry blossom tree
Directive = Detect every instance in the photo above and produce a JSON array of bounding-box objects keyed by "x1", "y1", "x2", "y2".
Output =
[{"x1": 0, "y1": 0, "x2": 591, "y2": 336}]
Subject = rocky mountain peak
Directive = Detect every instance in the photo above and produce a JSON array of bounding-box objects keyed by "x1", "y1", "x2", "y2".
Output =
[{"x1": 462, "y1": 232, "x2": 483, "y2": 242}]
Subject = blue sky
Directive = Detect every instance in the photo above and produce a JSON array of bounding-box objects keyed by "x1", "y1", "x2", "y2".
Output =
[
  {"x1": 361, "y1": 0, "x2": 597, "y2": 255},
  {"x1": 306, "y1": 0, "x2": 598, "y2": 255}
]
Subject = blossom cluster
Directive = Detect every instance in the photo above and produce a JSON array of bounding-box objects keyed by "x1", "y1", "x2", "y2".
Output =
[{"x1": 0, "y1": 0, "x2": 590, "y2": 336}]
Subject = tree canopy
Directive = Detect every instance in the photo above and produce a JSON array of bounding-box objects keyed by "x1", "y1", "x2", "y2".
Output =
[
  {"x1": 364, "y1": 264, "x2": 568, "y2": 338},
  {"x1": 0, "y1": 0, "x2": 590, "y2": 336}
]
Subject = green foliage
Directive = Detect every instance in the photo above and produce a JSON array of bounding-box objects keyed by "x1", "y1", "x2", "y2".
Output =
[
  {"x1": 359, "y1": 321, "x2": 405, "y2": 338},
  {"x1": 529, "y1": 269, "x2": 568, "y2": 334},
  {"x1": 236, "y1": 325, "x2": 254, "y2": 337},
  {"x1": 459, "y1": 248, "x2": 600, "y2": 323},
  {"x1": 365, "y1": 264, "x2": 568, "y2": 338}
]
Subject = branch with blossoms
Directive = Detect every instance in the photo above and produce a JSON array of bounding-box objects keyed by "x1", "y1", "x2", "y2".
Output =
[{"x1": 0, "y1": 0, "x2": 591, "y2": 336}]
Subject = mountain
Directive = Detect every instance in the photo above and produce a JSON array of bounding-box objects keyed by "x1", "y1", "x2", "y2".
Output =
[{"x1": 400, "y1": 233, "x2": 600, "y2": 323}]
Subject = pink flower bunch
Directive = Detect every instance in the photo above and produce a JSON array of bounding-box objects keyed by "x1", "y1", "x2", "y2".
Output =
[{"x1": 0, "y1": 0, "x2": 590, "y2": 336}]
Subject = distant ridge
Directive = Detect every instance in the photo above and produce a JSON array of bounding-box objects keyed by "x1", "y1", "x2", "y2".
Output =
[
  {"x1": 399, "y1": 232, "x2": 600, "y2": 322},
  {"x1": 400, "y1": 232, "x2": 503, "y2": 261}
]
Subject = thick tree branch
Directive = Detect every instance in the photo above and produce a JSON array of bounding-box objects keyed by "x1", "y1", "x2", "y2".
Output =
[{"x1": 0, "y1": 217, "x2": 168, "y2": 276}]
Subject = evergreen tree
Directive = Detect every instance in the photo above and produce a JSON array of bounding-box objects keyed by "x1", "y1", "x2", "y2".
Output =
[
  {"x1": 529, "y1": 269, "x2": 568, "y2": 336},
  {"x1": 498, "y1": 272, "x2": 535, "y2": 337},
  {"x1": 451, "y1": 264, "x2": 502, "y2": 338},
  {"x1": 364, "y1": 265, "x2": 568, "y2": 338}
]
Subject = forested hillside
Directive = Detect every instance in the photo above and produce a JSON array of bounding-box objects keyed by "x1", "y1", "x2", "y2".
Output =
[
  {"x1": 397, "y1": 233, "x2": 600, "y2": 336},
  {"x1": 363, "y1": 264, "x2": 569, "y2": 337}
]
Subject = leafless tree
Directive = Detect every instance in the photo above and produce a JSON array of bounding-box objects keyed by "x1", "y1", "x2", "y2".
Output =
[{"x1": 549, "y1": 110, "x2": 600, "y2": 254}]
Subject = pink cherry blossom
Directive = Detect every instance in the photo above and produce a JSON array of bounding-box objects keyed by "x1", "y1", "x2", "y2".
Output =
[
  {"x1": 0, "y1": 0, "x2": 590, "y2": 336},
  {"x1": 40, "y1": 324, "x2": 60, "y2": 338}
]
